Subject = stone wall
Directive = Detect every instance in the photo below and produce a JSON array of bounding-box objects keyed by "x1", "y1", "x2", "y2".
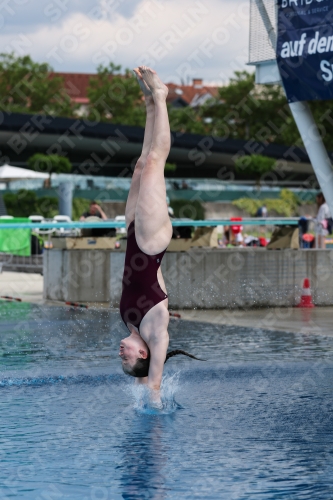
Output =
[{"x1": 44, "y1": 248, "x2": 333, "y2": 308}]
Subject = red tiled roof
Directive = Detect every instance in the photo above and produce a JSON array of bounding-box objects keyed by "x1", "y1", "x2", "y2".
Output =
[
  {"x1": 50, "y1": 72, "x2": 219, "y2": 106},
  {"x1": 166, "y1": 82, "x2": 218, "y2": 105},
  {"x1": 49, "y1": 72, "x2": 96, "y2": 104}
]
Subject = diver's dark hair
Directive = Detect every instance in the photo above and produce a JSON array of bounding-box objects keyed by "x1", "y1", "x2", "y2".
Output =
[
  {"x1": 165, "y1": 350, "x2": 203, "y2": 362},
  {"x1": 123, "y1": 349, "x2": 204, "y2": 378}
]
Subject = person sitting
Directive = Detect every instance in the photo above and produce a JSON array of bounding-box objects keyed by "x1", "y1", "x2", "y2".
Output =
[
  {"x1": 256, "y1": 204, "x2": 268, "y2": 217},
  {"x1": 314, "y1": 192, "x2": 331, "y2": 249},
  {"x1": 80, "y1": 201, "x2": 107, "y2": 221}
]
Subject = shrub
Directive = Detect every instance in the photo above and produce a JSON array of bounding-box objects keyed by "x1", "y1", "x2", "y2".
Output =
[
  {"x1": 232, "y1": 189, "x2": 301, "y2": 217},
  {"x1": 165, "y1": 162, "x2": 177, "y2": 172},
  {"x1": 231, "y1": 198, "x2": 261, "y2": 216},
  {"x1": 169, "y1": 199, "x2": 205, "y2": 220},
  {"x1": 3, "y1": 190, "x2": 58, "y2": 218},
  {"x1": 72, "y1": 198, "x2": 91, "y2": 220},
  {"x1": 234, "y1": 154, "x2": 275, "y2": 182},
  {"x1": 3, "y1": 190, "x2": 90, "y2": 219}
]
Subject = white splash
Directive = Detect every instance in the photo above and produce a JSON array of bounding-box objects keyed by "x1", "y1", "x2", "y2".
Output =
[{"x1": 125, "y1": 371, "x2": 182, "y2": 415}]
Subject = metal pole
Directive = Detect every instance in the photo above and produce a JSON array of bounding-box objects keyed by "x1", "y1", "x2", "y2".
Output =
[
  {"x1": 288, "y1": 101, "x2": 333, "y2": 216},
  {"x1": 58, "y1": 182, "x2": 73, "y2": 218}
]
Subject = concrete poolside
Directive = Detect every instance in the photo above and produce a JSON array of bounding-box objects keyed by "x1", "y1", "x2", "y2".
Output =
[
  {"x1": 177, "y1": 308, "x2": 333, "y2": 337},
  {"x1": 0, "y1": 271, "x2": 332, "y2": 336},
  {"x1": 0, "y1": 272, "x2": 44, "y2": 304}
]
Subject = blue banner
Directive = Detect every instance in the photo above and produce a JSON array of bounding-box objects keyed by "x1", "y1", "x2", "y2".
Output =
[{"x1": 277, "y1": 0, "x2": 333, "y2": 102}]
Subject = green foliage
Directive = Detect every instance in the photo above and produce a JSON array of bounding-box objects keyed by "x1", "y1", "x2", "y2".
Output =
[
  {"x1": 279, "y1": 188, "x2": 300, "y2": 213},
  {"x1": 234, "y1": 154, "x2": 276, "y2": 178},
  {"x1": 87, "y1": 62, "x2": 145, "y2": 125},
  {"x1": 204, "y1": 71, "x2": 300, "y2": 145},
  {"x1": 231, "y1": 198, "x2": 261, "y2": 216},
  {"x1": 3, "y1": 189, "x2": 58, "y2": 218},
  {"x1": 0, "y1": 53, "x2": 77, "y2": 116},
  {"x1": 72, "y1": 198, "x2": 91, "y2": 220},
  {"x1": 169, "y1": 199, "x2": 205, "y2": 220},
  {"x1": 168, "y1": 106, "x2": 207, "y2": 135},
  {"x1": 165, "y1": 162, "x2": 177, "y2": 172},
  {"x1": 4, "y1": 190, "x2": 91, "y2": 219},
  {"x1": 232, "y1": 189, "x2": 301, "y2": 217},
  {"x1": 27, "y1": 154, "x2": 72, "y2": 183},
  {"x1": 264, "y1": 199, "x2": 294, "y2": 217}
]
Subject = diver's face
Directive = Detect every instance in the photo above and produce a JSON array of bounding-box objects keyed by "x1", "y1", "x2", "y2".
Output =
[{"x1": 119, "y1": 337, "x2": 141, "y2": 369}]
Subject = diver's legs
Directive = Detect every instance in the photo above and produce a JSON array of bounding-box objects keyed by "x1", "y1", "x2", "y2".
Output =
[
  {"x1": 125, "y1": 69, "x2": 155, "y2": 228},
  {"x1": 135, "y1": 67, "x2": 172, "y2": 255}
]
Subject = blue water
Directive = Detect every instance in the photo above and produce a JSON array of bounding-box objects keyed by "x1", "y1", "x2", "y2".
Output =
[{"x1": 1, "y1": 302, "x2": 333, "y2": 499}]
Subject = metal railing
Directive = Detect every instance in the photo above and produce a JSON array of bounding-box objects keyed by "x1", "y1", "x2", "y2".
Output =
[
  {"x1": 0, "y1": 218, "x2": 301, "y2": 274},
  {"x1": 0, "y1": 218, "x2": 300, "y2": 230}
]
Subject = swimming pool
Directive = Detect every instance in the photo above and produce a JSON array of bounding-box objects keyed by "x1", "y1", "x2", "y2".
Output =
[{"x1": 1, "y1": 302, "x2": 333, "y2": 499}]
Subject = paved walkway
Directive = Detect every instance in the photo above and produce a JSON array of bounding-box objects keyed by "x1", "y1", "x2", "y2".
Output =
[
  {"x1": 0, "y1": 272, "x2": 331, "y2": 336},
  {"x1": 0, "y1": 272, "x2": 44, "y2": 303}
]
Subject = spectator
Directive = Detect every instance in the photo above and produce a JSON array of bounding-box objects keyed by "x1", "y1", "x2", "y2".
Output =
[
  {"x1": 222, "y1": 226, "x2": 230, "y2": 247},
  {"x1": 181, "y1": 180, "x2": 189, "y2": 190},
  {"x1": 256, "y1": 204, "x2": 268, "y2": 217},
  {"x1": 80, "y1": 201, "x2": 107, "y2": 221},
  {"x1": 314, "y1": 192, "x2": 331, "y2": 249}
]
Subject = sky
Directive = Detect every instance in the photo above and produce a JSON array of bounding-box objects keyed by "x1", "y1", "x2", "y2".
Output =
[{"x1": 0, "y1": 0, "x2": 251, "y2": 85}]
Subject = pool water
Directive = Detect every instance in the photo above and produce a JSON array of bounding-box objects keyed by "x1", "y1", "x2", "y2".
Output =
[{"x1": 1, "y1": 302, "x2": 333, "y2": 499}]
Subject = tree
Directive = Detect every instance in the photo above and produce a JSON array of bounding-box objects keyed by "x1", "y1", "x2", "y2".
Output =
[
  {"x1": 3, "y1": 189, "x2": 58, "y2": 218},
  {"x1": 234, "y1": 154, "x2": 276, "y2": 186},
  {"x1": 203, "y1": 71, "x2": 299, "y2": 144},
  {"x1": 27, "y1": 153, "x2": 72, "y2": 187},
  {"x1": 168, "y1": 105, "x2": 207, "y2": 135},
  {"x1": 0, "y1": 53, "x2": 77, "y2": 116},
  {"x1": 86, "y1": 62, "x2": 145, "y2": 126}
]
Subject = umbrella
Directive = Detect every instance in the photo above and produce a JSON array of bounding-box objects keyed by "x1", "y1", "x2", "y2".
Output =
[{"x1": 0, "y1": 164, "x2": 48, "y2": 182}]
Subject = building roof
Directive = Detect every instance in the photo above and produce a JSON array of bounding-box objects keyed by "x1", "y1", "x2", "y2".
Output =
[
  {"x1": 51, "y1": 72, "x2": 219, "y2": 107},
  {"x1": 50, "y1": 72, "x2": 96, "y2": 105},
  {"x1": 166, "y1": 80, "x2": 219, "y2": 107}
]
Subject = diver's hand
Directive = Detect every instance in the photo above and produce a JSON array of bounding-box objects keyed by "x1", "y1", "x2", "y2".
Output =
[{"x1": 149, "y1": 389, "x2": 163, "y2": 409}]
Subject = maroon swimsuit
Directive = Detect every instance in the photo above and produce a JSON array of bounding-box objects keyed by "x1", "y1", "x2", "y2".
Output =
[{"x1": 120, "y1": 220, "x2": 168, "y2": 331}]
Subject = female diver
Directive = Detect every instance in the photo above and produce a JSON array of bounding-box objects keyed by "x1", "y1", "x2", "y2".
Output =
[{"x1": 119, "y1": 66, "x2": 200, "y2": 403}]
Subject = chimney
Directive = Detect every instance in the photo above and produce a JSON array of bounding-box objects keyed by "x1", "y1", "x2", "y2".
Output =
[{"x1": 192, "y1": 78, "x2": 203, "y2": 88}]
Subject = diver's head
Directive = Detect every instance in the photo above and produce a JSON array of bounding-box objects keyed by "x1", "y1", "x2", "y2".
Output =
[
  {"x1": 119, "y1": 331, "x2": 150, "y2": 377},
  {"x1": 120, "y1": 331, "x2": 204, "y2": 378}
]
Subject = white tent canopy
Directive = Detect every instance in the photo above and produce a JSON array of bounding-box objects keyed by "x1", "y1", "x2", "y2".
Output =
[{"x1": 0, "y1": 164, "x2": 48, "y2": 182}]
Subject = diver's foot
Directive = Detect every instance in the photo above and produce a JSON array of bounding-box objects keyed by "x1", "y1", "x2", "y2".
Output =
[
  {"x1": 139, "y1": 66, "x2": 168, "y2": 100},
  {"x1": 133, "y1": 67, "x2": 152, "y2": 98}
]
